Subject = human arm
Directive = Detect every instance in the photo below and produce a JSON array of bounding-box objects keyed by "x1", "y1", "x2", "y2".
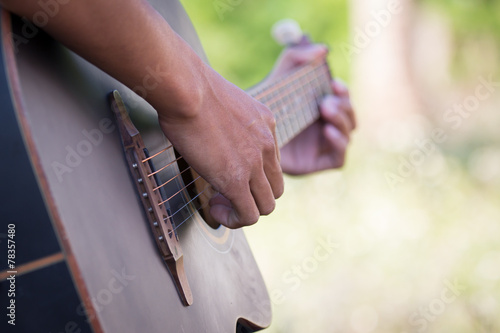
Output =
[{"x1": 0, "y1": 0, "x2": 284, "y2": 228}]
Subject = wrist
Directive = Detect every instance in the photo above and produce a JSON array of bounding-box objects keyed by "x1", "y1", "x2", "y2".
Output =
[{"x1": 151, "y1": 36, "x2": 207, "y2": 122}]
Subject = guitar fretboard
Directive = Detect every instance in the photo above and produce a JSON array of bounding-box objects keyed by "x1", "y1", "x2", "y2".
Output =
[{"x1": 248, "y1": 61, "x2": 333, "y2": 148}]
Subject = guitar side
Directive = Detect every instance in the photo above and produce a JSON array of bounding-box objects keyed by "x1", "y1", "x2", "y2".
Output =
[{"x1": 0, "y1": 1, "x2": 271, "y2": 332}]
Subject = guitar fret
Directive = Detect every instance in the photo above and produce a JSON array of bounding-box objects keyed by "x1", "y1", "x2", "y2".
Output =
[
  {"x1": 251, "y1": 61, "x2": 332, "y2": 147},
  {"x1": 288, "y1": 98, "x2": 300, "y2": 137},
  {"x1": 299, "y1": 79, "x2": 315, "y2": 127},
  {"x1": 276, "y1": 131, "x2": 284, "y2": 147},
  {"x1": 290, "y1": 89, "x2": 308, "y2": 135},
  {"x1": 278, "y1": 84, "x2": 295, "y2": 143}
]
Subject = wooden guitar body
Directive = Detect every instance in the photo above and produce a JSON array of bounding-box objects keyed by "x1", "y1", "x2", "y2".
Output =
[{"x1": 0, "y1": 1, "x2": 271, "y2": 332}]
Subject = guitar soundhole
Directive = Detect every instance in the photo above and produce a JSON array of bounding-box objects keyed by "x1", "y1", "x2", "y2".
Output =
[
  {"x1": 174, "y1": 150, "x2": 219, "y2": 230},
  {"x1": 175, "y1": 150, "x2": 200, "y2": 211}
]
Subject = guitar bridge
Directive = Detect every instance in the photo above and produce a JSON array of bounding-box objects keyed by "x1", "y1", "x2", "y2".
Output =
[{"x1": 109, "y1": 90, "x2": 193, "y2": 306}]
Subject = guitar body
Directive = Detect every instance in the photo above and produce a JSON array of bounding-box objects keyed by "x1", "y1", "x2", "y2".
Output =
[{"x1": 0, "y1": 1, "x2": 271, "y2": 332}]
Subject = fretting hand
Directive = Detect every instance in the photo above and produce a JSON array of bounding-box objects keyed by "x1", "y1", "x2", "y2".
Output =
[{"x1": 266, "y1": 44, "x2": 356, "y2": 175}]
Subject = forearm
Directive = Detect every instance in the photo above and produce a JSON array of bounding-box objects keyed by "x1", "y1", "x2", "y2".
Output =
[{"x1": 0, "y1": 0, "x2": 205, "y2": 118}]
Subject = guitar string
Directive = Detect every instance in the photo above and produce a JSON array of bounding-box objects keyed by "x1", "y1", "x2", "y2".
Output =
[
  {"x1": 152, "y1": 165, "x2": 192, "y2": 192},
  {"x1": 263, "y1": 66, "x2": 331, "y2": 130},
  {"x1": 268, "y1": 67, "x2": 331, "y2": 128},
  {"x1": 266, "y1": 80, "x2": 328, "y2": 128},
  {"x1": 250, "y1": 60, "x2": 328, "y2": 100},
  {"x1": 158, "y1": 175, "x2": 201, "y2": 206},
  {"x1": 256, "y1": 63, "x2": 330, "y2": 116},
  {"x1": 166, "y1": 191, "x2": 211, "y2": 237},
  {"x1": 261, "y1": 64, "x2": 330, "y2": 110},
  {"x1": 148, "y1": 154, "x2": 183, "y2": 178},
  {"x1": 248, "y1": 64, "x2": 317, "y2": 100},
  {"x1": 165, "y1": 187, "x2": 211, "y2": 233},
  {"x1": 254, "y1": 65, "x2": 331, "y2": 146},
  {"x1": 256, "y1": 62, "x2": 330, "y2": 106},
  {"x1": 142, "y1": 145, "x2": 172, "y2": 163}
]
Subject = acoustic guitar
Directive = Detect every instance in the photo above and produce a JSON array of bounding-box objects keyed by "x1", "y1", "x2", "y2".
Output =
[{"x1": 0, "y1": 1, "x2": 333, "y2": 332}]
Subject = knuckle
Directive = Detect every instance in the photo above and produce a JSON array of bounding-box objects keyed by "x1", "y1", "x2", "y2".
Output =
[
  {"x1": 266, "y1": 113, "x2": 277, "y2": 129},
  {"x1": 259, "y1": 106, "x2": 276, "y2": 127},
  {"x1": 262, "y1": 136, "x2": 276, "y2": 154}
]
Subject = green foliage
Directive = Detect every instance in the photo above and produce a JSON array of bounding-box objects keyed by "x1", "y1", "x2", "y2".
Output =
[{"x1": 180, "y1": 0, "x2": 350, "y2": 88}]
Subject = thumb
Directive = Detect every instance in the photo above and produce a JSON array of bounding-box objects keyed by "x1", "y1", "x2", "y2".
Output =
[
  {"x1": 281, "y1": 43, "x2": 329, "y2": 67},
  {"x1": 269, "y1": 44, "x2": 328, "y2": 79}
]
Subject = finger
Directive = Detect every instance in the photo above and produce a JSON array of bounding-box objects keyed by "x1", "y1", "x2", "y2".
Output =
[
  {"x1": 250, "y1": 170, "x2": 277, "y2": 216},
  {"x1": 331, "y1": 79, "x2": 349, "y2": 96},
  {"x1": 211, "y1": 183, "x2": 260, "y2": 229},
  {"x1": 263, "y1": 110, "x2": 285, "y2": 199},
  {"x1": 208, "y1": 193, "x2": 234, "y2": 227},
  {"x1": 320, "y1": 95, "x2": 353, "y2": 137},
  {"x1": 337, "y1": 97, "x2": 356, "y2": 131},
  {"x1": 209, "y1": 192, "x2": 231, "y2": 209},
  {"x1": 318, "y1": 124, "x2": 349, "y2": 169},
  {"x1": 285, "y1": 43, "x2": 328, "y2": 66},
  {"x1": 331, "y1": 80, "x2": 357, "y2": 130},
  {"x1": 263, "y1": 154, "x2": 284, "y2": 199}
]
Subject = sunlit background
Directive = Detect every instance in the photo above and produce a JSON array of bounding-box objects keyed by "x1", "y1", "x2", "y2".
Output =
[{"x1": 181, "y1": 0, "x2": 500, "y2": 332}]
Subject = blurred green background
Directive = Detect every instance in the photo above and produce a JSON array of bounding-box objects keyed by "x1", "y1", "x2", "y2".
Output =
[{"x1": 180, "y1": 0, "x2": 500, "y2": 332}]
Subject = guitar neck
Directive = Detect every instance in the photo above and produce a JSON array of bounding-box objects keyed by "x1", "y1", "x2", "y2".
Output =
[{"x1": 248, "y1": 60, "x2": 333, "y2": 148}]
